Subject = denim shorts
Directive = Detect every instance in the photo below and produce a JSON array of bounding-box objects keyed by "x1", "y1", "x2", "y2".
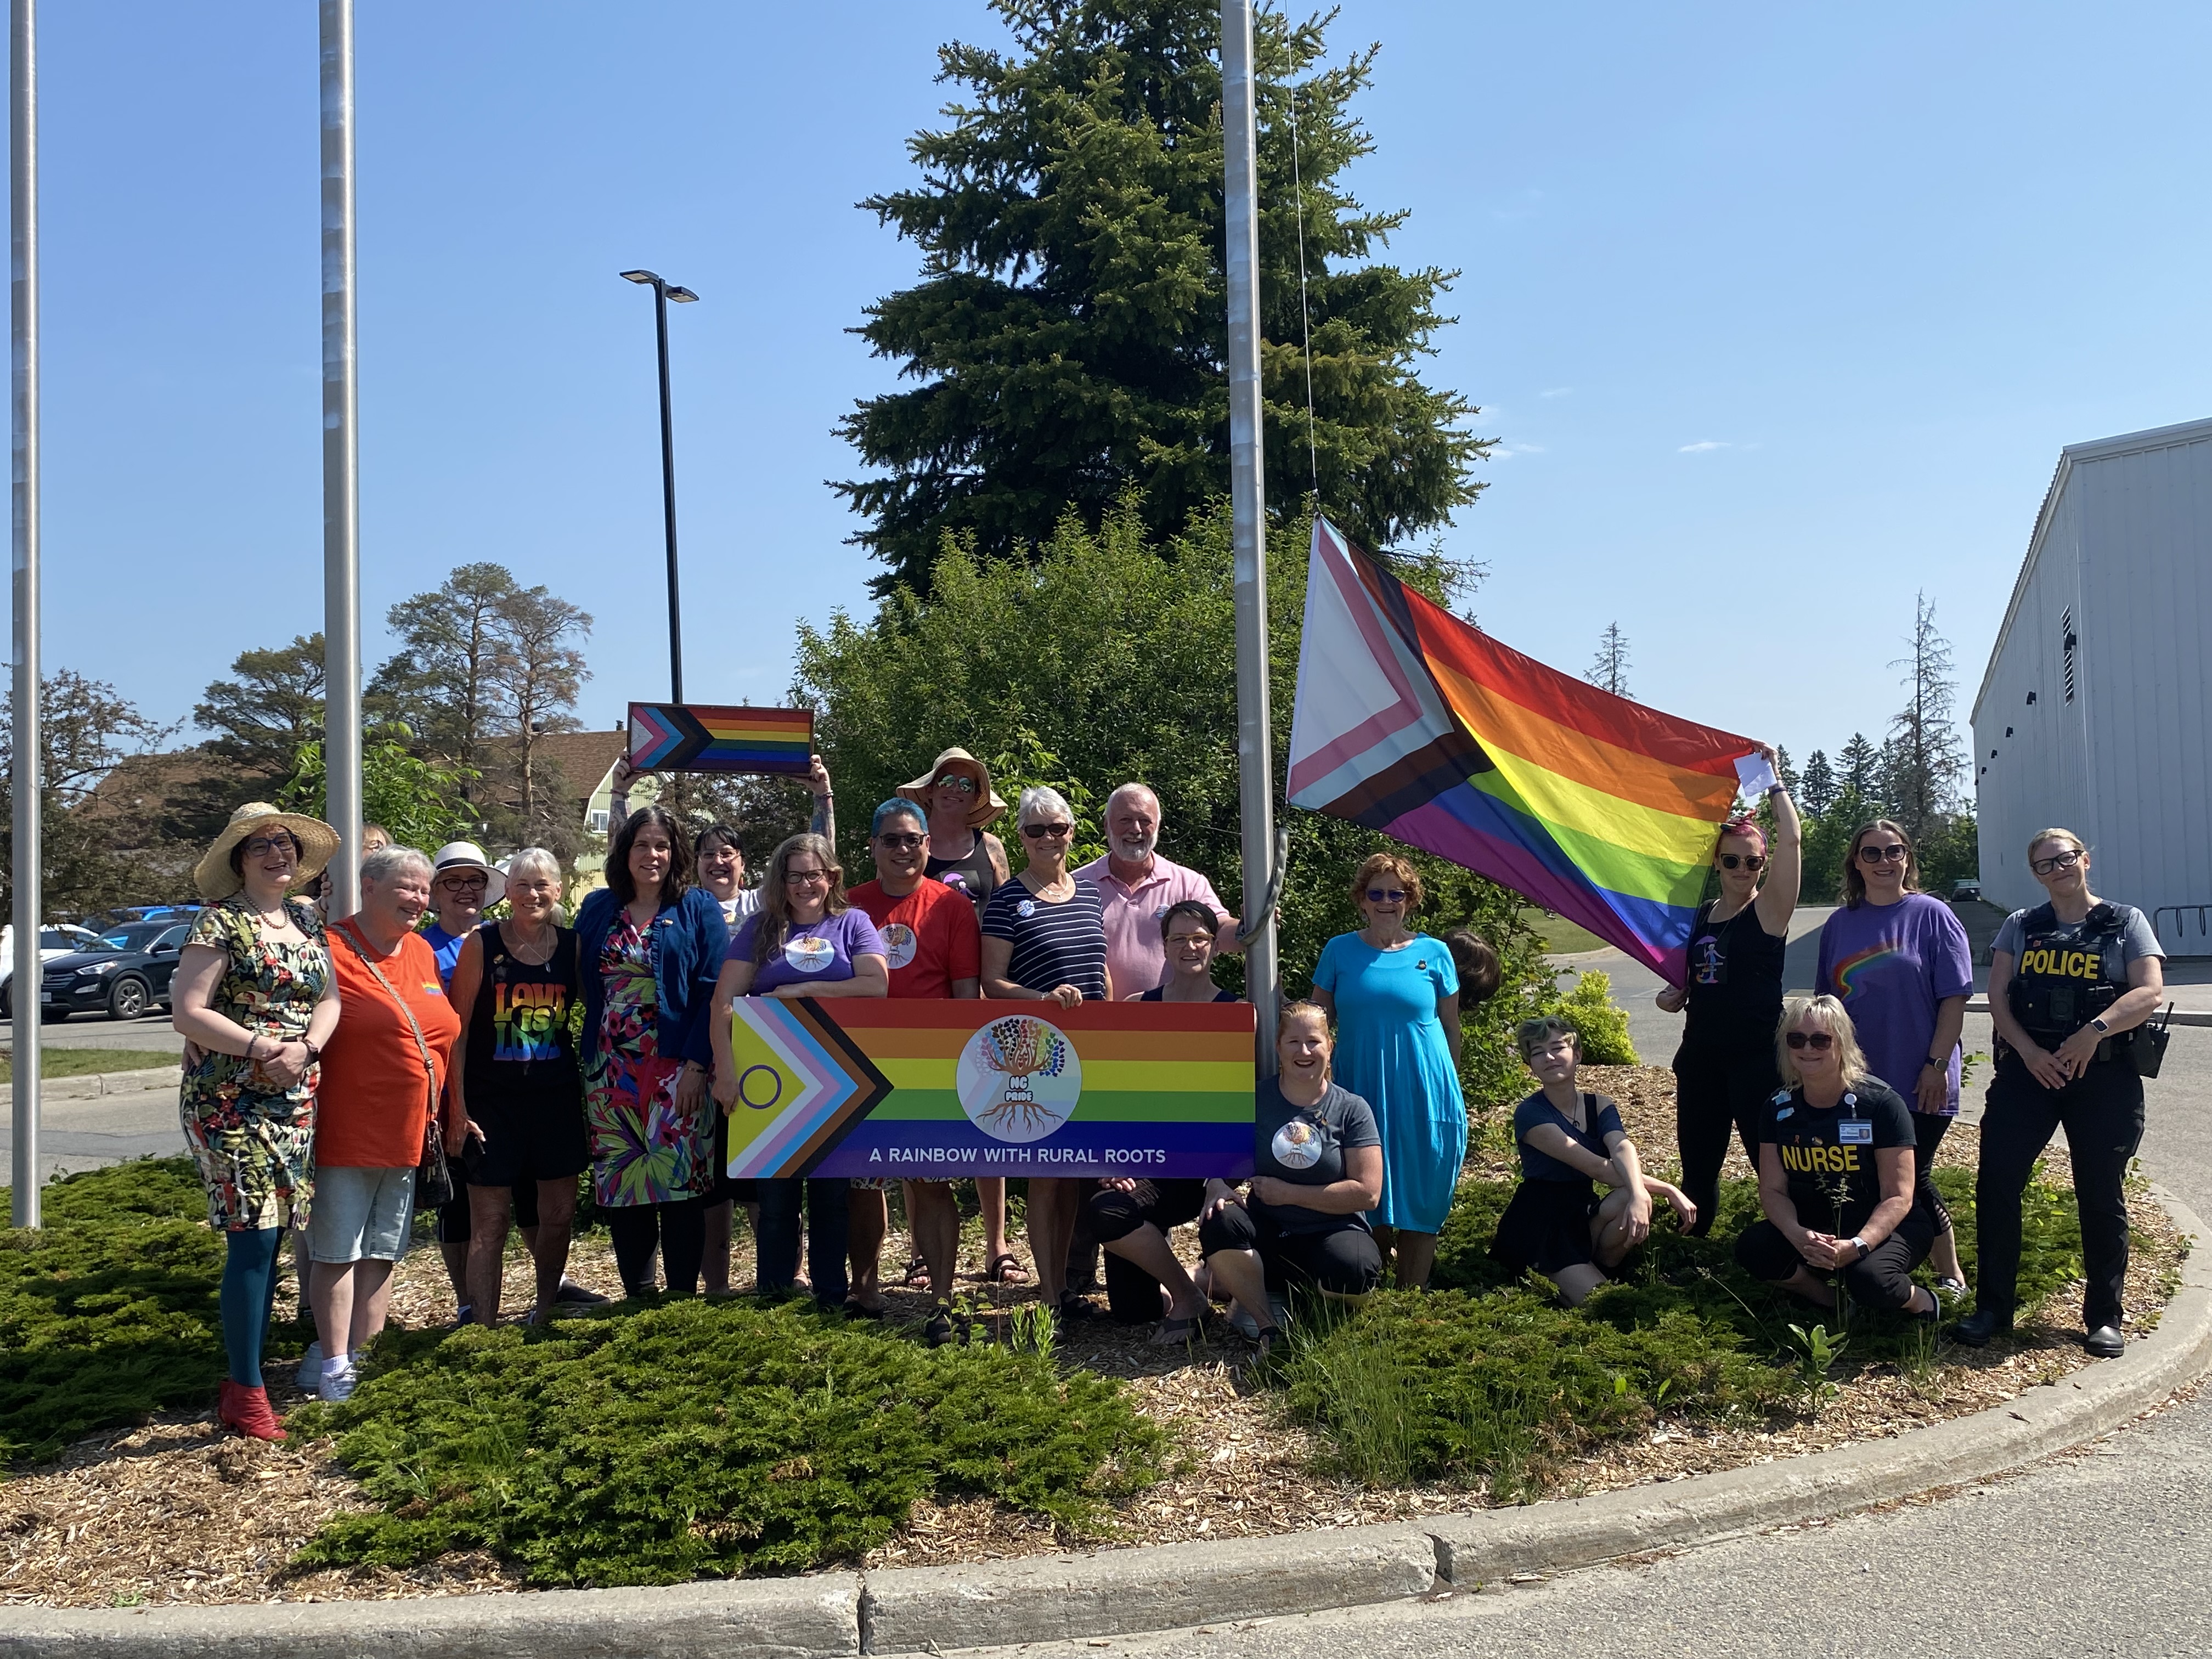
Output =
[{"x1": 307, "y1": 1165, "x2": 416, "y2": 1263}]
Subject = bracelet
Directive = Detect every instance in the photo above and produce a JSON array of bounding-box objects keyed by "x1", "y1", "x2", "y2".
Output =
[{"x1": 302, "y1": 1040, "x2": 321, "y2": 1063}]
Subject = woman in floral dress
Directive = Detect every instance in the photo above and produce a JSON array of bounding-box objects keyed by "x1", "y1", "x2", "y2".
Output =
[
  {"x1": 171, "y1": 803, "x2": 342, "y2": 1440},
  {"x1": 572, "y1": 804, "x2": 729, "y2": 1296}
]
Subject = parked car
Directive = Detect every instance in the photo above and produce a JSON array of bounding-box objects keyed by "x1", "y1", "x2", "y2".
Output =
[
  {"x1": 80, "y1": 904, "x2": 203, "y2": 932},
  {"x1": 36, "y1": 919, "x2": 193, "y2": 1022},
  {"x1": 1951, "y1": 878, "x2": 1983, "y2": 902},
  {"x1": 0, "y1": 923, "x2": 106, "y2": 1017}
]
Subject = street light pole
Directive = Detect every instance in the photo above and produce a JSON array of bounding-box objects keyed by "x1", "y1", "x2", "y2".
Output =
[
  {"x1": 619, "y1": 270, "x2": 697, "y2": 703},
  {"x1": 9, "y1": 0, "x2": 40, "y2": 1226}
]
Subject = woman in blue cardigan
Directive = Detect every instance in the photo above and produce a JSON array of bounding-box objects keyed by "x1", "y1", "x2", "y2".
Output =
[{"x1": 573, "y1": 804, "x2": 730, "y2": 1296}]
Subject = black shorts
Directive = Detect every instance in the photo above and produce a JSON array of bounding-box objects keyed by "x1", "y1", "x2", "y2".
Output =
[
  {"x1": 1489, "y1": 1178, "x2": 1603, "y2": 1277},
  {"x1": 1197, "y1": 1203, "x2": 1381, "y2": 1296},
  {"x1": 461, "y1": 1086, "x2": 591, "y2": 1188}
]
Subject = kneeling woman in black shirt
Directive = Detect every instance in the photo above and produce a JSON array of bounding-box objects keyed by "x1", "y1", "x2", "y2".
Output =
[
  {"x1": 1492, "y1": 1015, "x2": 1696, "y2": 1305},
  {"x1": 1735, "y1": 994, "x2": 1941, "y2": 1318},
  {"x1": 1197, "y1": 1002, "x2": 1384, "y2": 1355}
]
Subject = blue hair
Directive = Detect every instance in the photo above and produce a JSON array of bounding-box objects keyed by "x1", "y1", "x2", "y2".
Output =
[{"x1": 871, "y1": 798, "x2": 927, "y2": 837}]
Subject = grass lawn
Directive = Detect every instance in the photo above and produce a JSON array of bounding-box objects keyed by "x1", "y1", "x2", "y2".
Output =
[
  {"x1": 1519, "y1": 906, "x2": 1607, "y2": 953},
  {"x1": 0, "y1": 1048, "x2": 179, "y2": 1085}
]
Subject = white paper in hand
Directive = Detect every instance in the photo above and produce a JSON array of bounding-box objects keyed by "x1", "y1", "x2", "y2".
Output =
[{"x1": 1733, "y1": 751, "x2": 1778, "y2": 801}]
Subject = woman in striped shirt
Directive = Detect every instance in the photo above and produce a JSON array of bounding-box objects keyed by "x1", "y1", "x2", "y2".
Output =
[{"x1": 981, "y1": 785, "x2": 1115, "y2": 1320}]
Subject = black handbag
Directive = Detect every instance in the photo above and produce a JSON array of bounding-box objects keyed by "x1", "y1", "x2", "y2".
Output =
[
  {"x1": 334, "y1": 919, "x2": 453, "y2": 1207},
  {"x1": 2131, "y1": 1003, "x2": 2174, "y2": 1080}
]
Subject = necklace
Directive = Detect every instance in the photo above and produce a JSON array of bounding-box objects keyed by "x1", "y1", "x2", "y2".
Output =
[
  {"x1": 247, "y1": 895, "x2": 295, "y2": 931},
  {"x1": 504, "y1": 921, "x2": 558, "y2": 966}
]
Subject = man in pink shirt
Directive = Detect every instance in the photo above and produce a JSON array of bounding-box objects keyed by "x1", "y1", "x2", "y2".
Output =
[{"x1": 1074, "y1": 783, "x2": 1243, "y2": 996}]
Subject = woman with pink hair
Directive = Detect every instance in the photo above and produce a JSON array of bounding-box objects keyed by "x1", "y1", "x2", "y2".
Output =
[{"x1": 1655, "y1": 743, "x2": 1801, "y2": 1234}]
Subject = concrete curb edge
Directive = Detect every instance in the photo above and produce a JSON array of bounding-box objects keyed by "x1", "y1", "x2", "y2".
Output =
[
  {"x1": 24, "y1": 1066, "x2": 182, "y2": 1102},
  {"x1": 4, "y1": 1192, "x2": 2204, "y2": 1657}
]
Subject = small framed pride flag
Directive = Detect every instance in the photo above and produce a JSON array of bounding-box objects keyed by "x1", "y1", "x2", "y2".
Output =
[{"x1": 627, "y1": 703, "x2": 814, "y2": 776}]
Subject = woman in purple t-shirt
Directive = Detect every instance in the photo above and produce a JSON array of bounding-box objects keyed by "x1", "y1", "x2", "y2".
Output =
[
  {"x1": 1813, "y1": 818, "x2": 1972, "y2": 1295},
  {"x1": 709, "y1": 833, "x2": 888, "y2": 1311}
]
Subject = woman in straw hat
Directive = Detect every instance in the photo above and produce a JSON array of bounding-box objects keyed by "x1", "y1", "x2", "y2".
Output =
[{"x1": 171, "y1": 802, "x2": 342, "y2": 1440}]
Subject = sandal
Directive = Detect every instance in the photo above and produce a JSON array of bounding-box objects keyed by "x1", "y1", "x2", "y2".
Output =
[
  {"x1": 923, "y1": 1308, "x2": 955, "y2": 1348},
  {"x1": 842, "y1": 1300, "x2": 887, "y2": 1322},
  {"x1": 1057, "y1": 1291, "x2": 1099, "y2": 1322},
  {"x1": 1150, "y1": 1314, "x2": 1204, "y2": 1347},
  {"x1": 900, "y1": 1255, "x2": 931, "y2": 1288},
  {"x1": 983, "y1": 1252, "x2": 1030, "y2": 1285}
]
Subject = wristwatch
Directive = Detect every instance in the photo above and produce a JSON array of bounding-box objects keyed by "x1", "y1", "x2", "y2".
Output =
[
  {"x1": 1925, "y1": 1054, "x2": 1945, "y2": 1068},
  {"x1": 1849, "y1": 1235, "x2": 1869, "y2": 1259},
  {"x1": 2091, "y1": 1017, "x2": 2111, "y2": 1033}
]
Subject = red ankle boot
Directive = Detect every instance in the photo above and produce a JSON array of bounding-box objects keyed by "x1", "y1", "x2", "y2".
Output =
[{"x1": 218, "y1": 1379, "x2": 285, "y2": 1441}]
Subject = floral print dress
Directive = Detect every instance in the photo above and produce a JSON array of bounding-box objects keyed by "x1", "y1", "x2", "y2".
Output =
[
  {"x1": 584, "y1": 910, "x2": 709, "y2": 1206},
  {"x1": 177, "y1": 895, "x2": 332, "y2": 1232}
]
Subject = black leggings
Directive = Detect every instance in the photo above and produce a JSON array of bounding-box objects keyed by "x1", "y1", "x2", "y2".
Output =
[
  {"x1": 1976, "y1": 1052, "x2": 2145, "y2": 1329},
  {"x1": 437, "y1": 1178, "x2": 540, "y2": 1244},
  {"x1": 1735, "y1": 1208, "x2": 1937, "y2": 1310},
  {"x1": 1912, "y1": 1109, "x2": 1955, "y2": 1239},
  {"x1": 1086, "y1": 1180, "x2": 1205, "y2": 1323},
  {"x1": 1198, "y1": 1203, "x2": 1382, "y2": 1296},
  {"x1": 1672, "y1": 1042, "x2": 1772, "y2": 1236},
  {"x1": 605, "y1": 1197, "x2": 707, "y2": 1297}
]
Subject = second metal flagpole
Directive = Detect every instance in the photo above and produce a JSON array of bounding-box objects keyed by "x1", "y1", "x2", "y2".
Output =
[
  {"x1": 1221, "y1": 0, "x2": 1279, "y2": 1075},
  {"x1": 320, "y1": 0, "x2": 361, "y2": 916},
  {"x1": 9, "y1": 0, "x2": 39, "y2": 1227}
]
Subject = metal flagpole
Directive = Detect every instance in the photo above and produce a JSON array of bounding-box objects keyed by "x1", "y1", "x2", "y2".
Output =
[
  {"x1": 8, "y1": 0, "x2": 38, "y2": 1226},
  {"x1": 320, "y1": 0, "x2": 361, "y2": 917},
  {"x1": 1221, "y1": 0, "x2": 1279, "y2": 1075}
]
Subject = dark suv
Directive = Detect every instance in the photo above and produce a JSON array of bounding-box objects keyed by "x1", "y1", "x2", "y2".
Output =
[{"x1": 39, "y1": 919, "x2": 193, "y2": 1022}]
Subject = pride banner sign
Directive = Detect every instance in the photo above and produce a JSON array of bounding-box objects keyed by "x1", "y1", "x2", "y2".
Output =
[
  {"x1": 722, "y1": 1000, "x2": 1255, "y2": 1180},
  {"x1": 627, "y1": 702, "x2": 814, "y2": 776}
]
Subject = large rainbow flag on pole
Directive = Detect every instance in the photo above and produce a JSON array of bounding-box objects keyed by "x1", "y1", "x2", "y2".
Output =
[{"x1": 1287, "y1": 520, "x2": 1768, "y2": 984}]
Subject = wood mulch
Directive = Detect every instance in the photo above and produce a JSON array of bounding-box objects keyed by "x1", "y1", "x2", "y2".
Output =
[{"x1": 2, "y1": 1065, "x2": 2188, "y2": 1607}]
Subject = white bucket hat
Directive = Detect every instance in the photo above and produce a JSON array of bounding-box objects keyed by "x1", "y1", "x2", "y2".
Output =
[{"x1": 430, "y1": 840, "x2": 507, "y2": 907}]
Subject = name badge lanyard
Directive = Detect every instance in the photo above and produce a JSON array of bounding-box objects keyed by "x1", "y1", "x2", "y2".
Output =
[{"x1": 1837, "y1": 1090, "x2": 1874, "y2": 1146}]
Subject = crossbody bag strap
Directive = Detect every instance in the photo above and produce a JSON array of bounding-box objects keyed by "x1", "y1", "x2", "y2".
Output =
[{"x1": 334, "y1": 919, "x2": 440, "y2": 1114}]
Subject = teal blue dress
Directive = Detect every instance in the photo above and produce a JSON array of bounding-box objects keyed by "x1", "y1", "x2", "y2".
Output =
[{"x1": 1312, "y1": 931, "x2": 1464, "y2": 1232}]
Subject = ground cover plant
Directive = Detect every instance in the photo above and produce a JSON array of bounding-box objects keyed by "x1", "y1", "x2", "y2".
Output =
[
  {"x1": 0, "y1": 1048, "x2": 180, "y2": 1084},
  {"x1": 0, "y1": 1158, "x2": 225, "y2": 1464},
  {"x1": 289, "y1": 1298, "x2": 1167, "y2": 1586}
]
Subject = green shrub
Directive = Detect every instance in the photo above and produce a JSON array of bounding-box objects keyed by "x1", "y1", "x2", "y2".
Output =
[
  {"x1": 1, "y1": 1158, "x2": 225, "y2": 1464},
  {"x1": 1548, "y1": 969, "x2": 1639, "y2": 1064},
  {"x1": 292, "y1": 1298, "x2": 1166, "y2": 1585}
]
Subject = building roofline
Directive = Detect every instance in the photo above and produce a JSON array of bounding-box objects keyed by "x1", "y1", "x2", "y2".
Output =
[{"x1": 1972, "y1": 415, "x2": 2212, "y2": 725}]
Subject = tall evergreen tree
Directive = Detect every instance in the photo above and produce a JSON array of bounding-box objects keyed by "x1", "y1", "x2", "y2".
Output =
[
  {"x1": 1799, "y1": 748, "x2": 1837, "y2": 816},
  {"x1": 836, "y1": 0, "x2": 1489, "y2": 593},
  {"x1": 1837, "y1": 731, "x2": 1881, "y2": 802},
  {"x1": 1883, "y1": 592, "x2": 1965, "y2": 844},
  {"x1": 370, "y1": 563, "x2": 521, "y2": 768},
  {"x1": 1584, "y1": 622, "x2": 1631, "y2": 698}
]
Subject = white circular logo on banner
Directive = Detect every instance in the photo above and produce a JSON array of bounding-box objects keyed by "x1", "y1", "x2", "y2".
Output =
[
  {"x1": 956, "y1": 1014, "x2": 1083, "y2": 1143},
  {"x1": 783, "y1": 935, "x2": 836, "y2": 975},
  {"x1": 1271, "y1": 1118, "x2": 1323, "y2": 1170},
  {"x1": 881, "y1": 923, "x2": 918, "y2": 970}
]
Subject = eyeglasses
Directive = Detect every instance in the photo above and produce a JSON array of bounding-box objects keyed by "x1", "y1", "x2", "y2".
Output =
[
  {"x1": 1165, "y1": 932, "x2": 1214, "y2": 950},
  {"x1": 437, "y1": 874, "x2": 489, "y2": 892},
  {"x1": 242, "y1": 836, "x2": 297, "y2": 858},
  {"x1": 876, "y1": 833, "x2": 925, "y2": 851},
  {"x1": 1857, "y1": 844, "x2": 1909, "y2": 865},
  {"x1": 1718, "y1": 854, "x2": 1765, "y2": 871},
  {"x1": 1365, "y1": 888, "x2": 1408, "y2": 904},
  {"x1": 933, "y1": 774, "x2": 978, "y2": 794},
  {"x1": 1784, "y1": 1030, "x2": 1835, "y2": 1051},
  {"x1": 2030, "y1": 849, "x2": 2084, "y2": 877},
  {"x1": 1022, "y1": 822, "x2": 1073, "y2": 839},
  {"x1": 783, "y1": 867, "x2": 831, "y2": 885}
]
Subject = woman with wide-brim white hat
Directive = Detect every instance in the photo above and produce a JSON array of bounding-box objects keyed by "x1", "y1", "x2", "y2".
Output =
[{"x1": 172, "y1": 803, "x2": 343, "y2": 1440}]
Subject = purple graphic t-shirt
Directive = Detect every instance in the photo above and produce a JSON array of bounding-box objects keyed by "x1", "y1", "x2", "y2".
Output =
[
  {"x1": 728, "y1": 909, "x2": 888, "y2": 996},
  {"x1": 1814, "y1": 894, "x2": 1974, "y2": 1114}
]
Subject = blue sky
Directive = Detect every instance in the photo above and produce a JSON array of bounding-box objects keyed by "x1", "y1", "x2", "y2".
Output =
[{"x1": 8, "y1": 1, "x2": 2208, "y2": 777}]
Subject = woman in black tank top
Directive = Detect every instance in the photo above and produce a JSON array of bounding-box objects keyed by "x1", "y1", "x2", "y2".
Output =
[
  {"x1": 1657, "y1": 750, "x2": 1801, "y2": 1235},
  {"x1": 448, "y1": 851, "x2": 591, "y2": 1325}
]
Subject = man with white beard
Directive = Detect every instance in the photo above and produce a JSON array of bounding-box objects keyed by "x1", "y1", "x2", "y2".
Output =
[{"x1": 1074, "y1": 783, "x2": 1242, "y2": 996}]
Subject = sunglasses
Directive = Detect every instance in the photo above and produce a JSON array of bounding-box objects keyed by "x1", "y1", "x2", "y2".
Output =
[
  {"x1": 1365, "y1": 888, "x2": 1408, "y2": 904},
  {"x1": 1784, "y1": 1030, "x2": 1835, "y2": 1051},
  {"x1": 876, "y1": 832, "x2": 925, "y2": 851},
  {"x1": 1718, "y1": 854, "x2": 1765, "y2": 871},
  {"x1": 2030, "y1": 849, "x2": 2083, "y2": 877},
  {"x1": 1857, "y1": 844, "x2": 1909, "y2": 865},
  {"x1": 933, "y1": 774, "x2": 978, "y2": 793},
  {"x1": 1022, "y1": 822, "x2": 1073, "y2": 839}
]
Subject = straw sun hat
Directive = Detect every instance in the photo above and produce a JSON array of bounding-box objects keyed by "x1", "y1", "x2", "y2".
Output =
[
  {"x1": 896, "y1": 746, "x2": 1009, "y2": 830},
  {"x1": 193, "y1": 802, "x2": 341, "y2": 901}
]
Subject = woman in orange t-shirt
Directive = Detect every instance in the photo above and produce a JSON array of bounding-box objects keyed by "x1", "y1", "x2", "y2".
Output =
[{"x1": 308, "y1": 847, "x2": 461, "y2": 1401}]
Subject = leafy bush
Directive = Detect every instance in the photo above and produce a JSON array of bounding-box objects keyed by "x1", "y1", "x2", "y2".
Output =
[
  {"x1": 293, "y1": 1298, "x2": 1166, "y2": 1585},
  {"x1": 1, "y1": 1158, "x2": 224, "y2": 1464},
  {"x1": 1545, "y1": 969, "x2": 1639, "y2": 1065}
]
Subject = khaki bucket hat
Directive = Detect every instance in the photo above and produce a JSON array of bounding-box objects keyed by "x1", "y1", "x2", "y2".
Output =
[{"x1": 896, "y1": 746, "x2": 1008, "y2": 830}]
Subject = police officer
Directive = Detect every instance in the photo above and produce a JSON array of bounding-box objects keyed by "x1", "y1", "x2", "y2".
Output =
[{"x1": 1958, "y1": 828, "x2": 2166, "y2": 1357}]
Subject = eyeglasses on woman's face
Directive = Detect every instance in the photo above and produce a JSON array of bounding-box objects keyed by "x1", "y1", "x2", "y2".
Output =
[
  {"x1": 2030, "y1": 848, "x2": 2084, "y2": 877},
  {"x1": 1365, "y1": 887, "x2": 1407, "y2": 904},
  {"x1": 1718, "y1": 854, "x2": 1764, "y2": 871},
  {"x1": 1857, "y1": 843, "x2": 1909, "y2": 866},
  {"x1": 437, "y1": 873, "x2": 489, "y2": 894},
  {"x1": 1021, "y1": 822, "x2": 1073, "y2": 840},
  {"x1": 933, "y1": 774, "x2": 978, "y2": 794},
  {"x1": 242, "y1": 835, "x2": 298, "y2": 860},
  {"x1": 1784, "y1": 1029, "x2": 1835, "y2": 1051},
  {"x1": 783, "y1": 865, "x2": 832, "y2": 887}
]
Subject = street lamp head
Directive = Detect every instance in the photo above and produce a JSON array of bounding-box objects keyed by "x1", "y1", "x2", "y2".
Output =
[
  {"x1": 667, "y1": 286, "x2": 700, "y2": 303},
  {"x1": 619, "y1": 269, "x2": 661, "y2": 286}
]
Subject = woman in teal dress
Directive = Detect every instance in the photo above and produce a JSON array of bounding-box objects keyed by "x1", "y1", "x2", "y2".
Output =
[{"x1": 1311, "y1": 851, "x2": 1464, "y2": 1290}]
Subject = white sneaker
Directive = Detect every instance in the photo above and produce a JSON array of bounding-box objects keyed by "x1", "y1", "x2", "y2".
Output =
[
  {"x1": 295, "y1": 1342, "x2": 323, "y2": 1391},
  {"x1": 318, "y1": 1358, "x2": 359, "y2": 1403}
]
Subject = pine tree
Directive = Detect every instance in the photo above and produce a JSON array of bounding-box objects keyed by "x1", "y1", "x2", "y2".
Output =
[
  {"x1": 1883, "y1": 592, "x2": 1965, "y2": 843},
  {"x1": 836, "y1": 0, "x2": 1489, "y2": 593},
  {"x1": 370, "y1": 565, "x2": 520, "y2": 770},
  {"x1": 1584, "y1": 622, "x2": 1632, "y2": 698},
  {"x1": 1837, "y1": 732, "x2": 1881, "y2": 802},
  {"x1": 1774, "y1": 744, "x2": 1799, "y2": 797},
  {"x1": 1799, "y1": 748, "x2": 1837, "y2": 816}
]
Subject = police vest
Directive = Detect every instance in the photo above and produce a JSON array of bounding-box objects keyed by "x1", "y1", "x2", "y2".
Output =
[{"x1": 2006, "y1": 902, "x2": 2128, "y2": 1045}]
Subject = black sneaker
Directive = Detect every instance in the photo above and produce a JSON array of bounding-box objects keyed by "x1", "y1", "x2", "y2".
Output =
[
  {"x1": 553, "y1": 1279, "x2": 608, "y2": 1306},
  {"x1": 1954, "y1": 1306, "x2": 2012, "y2": 1347}
]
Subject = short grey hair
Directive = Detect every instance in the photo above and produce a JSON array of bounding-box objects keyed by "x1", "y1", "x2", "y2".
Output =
[
  {"x1": 360, "y1": 845, "x2": 432, "y2": 888},
  {"x1": 1105, "y1": 781, "x2": 1159, "y2": 815},
  {"x1": 1017, "y1": 784, "x2": 1073, "y2": 826},
  {"x1": 506, "y1": 847, "x2": 562, "y2": 887}
]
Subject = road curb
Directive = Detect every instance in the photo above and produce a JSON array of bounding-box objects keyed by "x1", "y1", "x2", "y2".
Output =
[
  {"x1": 18, "y1": 1065, "x2": 182, "y2": 1101},
  {"x1": 3, "y1": 1193, "x2": 2203, "y2": 1657}
]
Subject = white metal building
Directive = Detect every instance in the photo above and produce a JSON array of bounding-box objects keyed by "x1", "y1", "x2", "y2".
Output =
[{"x1": 1972, "y1": 416, "x2": 2212, "y2": 945}]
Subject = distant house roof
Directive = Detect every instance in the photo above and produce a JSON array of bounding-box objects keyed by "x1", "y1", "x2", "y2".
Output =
[
  {"x1": 77, "y1": 746, "x2": 228, "y2": 826},
  {"x1": 479, "y1": 726, "x2": 629, "y2": 810}
]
